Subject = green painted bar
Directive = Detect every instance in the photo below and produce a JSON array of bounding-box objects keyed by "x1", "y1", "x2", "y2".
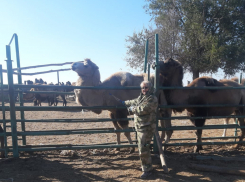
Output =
[
  {"x1": 163, "y1": 141, "x2": 245, "y2": 147},
  {"x1": 0, "y1": 65, "x2": 8, "y2": 157},
  {"x1": 0, "y1": 124, "x2": 243, "y2": 137},
  {"x1": 0, "y1": 106, "x2": 127, "y2": 111},
  {"x1": 2, "y1": 140, "x2": 139, "y2": 149},
  {"x1": 6, "y1": 45, "x2": 19, "y2": 157},
  {"x1": 1, "y1": 118, "x2": 133, "y2": 123},
  {"x1": 3, "y1": 83, "x2": 245, "y2": 90},
  {"x1": 23, "y1": 91, "x2": 75, "y2": 95},
  {"x1": 0, "y1": 136, "x2": 242, "y2": 152},
  {"x1": 17, "y1": 144, "x2": 138, "y2": 152},
  {"x1": 158, "y1": 115, "x2": 245, "y2": 120},
  {"x1": 156, "y1": 124, "x2": 245, "y2": 131},
  {"x1": 158, "y1": 104, "x2": 245, "y2": 108},
  {"x1": 14, "y1": 34, "x2": 26, "y2": 145},
  {"x1": 16, "y1": 128, "x2": 135, "y2": 136},
  {"x1": 14, "y1": 84, "x2": 141, "y2": 90},
  {"x1": 144, "y1": 39, "x2": 148, "y2": 73},
  {"x1": 159, "y1": 86, "x2": 245, "y2": 90},
  {"x1": 148, "y1": 63, "x2": 150, "y2": 81},
  {"x1": 153, "y1": 34, "x2": 159, "y2": 152},
  {"x1": 7, "y1": 140, "x2": 245, "y2": 152}
]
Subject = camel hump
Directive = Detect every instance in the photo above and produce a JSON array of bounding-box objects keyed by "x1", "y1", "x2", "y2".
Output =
[
  {"x1": 104, "y1": 72, "x2": 134, "y2": 86},
  {"x1": 203, "y1": 77, "x2": 219, "y2": 86},
  {"x1": 120, "y1": 72, "x2": 134, "y2": 86},
  {"x1": 231, "y1": 77, "x2": 239, "y2": 83},
  {"x1": 190, "y1": 76, "x2": 223, "y2": 93}
]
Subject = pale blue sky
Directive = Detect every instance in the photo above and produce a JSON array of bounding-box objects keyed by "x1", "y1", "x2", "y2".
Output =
[
  {"x1": 0, "y1": 0, "x2": 155, "y2": 84},
  {"x1": 0, "y1": 0, "x2": 240, "y2": 85}
]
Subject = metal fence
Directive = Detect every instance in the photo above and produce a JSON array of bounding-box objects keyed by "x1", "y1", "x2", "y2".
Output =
[{"x1": 0, "y1": 34, "x2": 245, "y2": 158}]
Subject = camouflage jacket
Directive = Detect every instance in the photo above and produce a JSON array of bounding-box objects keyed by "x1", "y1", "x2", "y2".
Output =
[{"x1": 125, "y1": 93, "x2": 158, "y2": 129}]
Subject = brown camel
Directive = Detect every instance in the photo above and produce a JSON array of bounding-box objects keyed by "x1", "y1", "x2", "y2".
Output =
[
  {"x1": 71, "y1": 58, "x2": 169, "y2": 153},
  {"x1": 158, "y1": 58, "x2": 245, "y2": 153},
  {"x1": 222, "y1": 77, "x2": 245, "y2": 137},
  {"x1": 23, "y1": 83, "x2": 58, "y2": 106}
]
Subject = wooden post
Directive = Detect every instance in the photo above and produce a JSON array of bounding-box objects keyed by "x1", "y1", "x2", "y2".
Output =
[{"x1": 189, "y1": 163, "x2": 245, "y2": 176}]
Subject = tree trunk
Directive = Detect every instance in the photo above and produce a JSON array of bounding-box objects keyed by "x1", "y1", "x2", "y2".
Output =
[{"x1": 192, "y1": 69, "x2": 200, "y2": 80}]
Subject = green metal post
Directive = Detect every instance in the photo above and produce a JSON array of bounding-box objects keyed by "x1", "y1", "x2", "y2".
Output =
[
  {"x1": 0, "y1": 65, "x2": 7, "y2": 157},
  {"x1": 153, "y1": 34, "x2": 159, "y2": 153},
  {"x1": 57, "y1": 71, "x2": 59, "y2": 84},
  {"x1": 148, "y1": 63, "x2": 150, "y2": 81},
  {"x1": 6, "y1": 45, "x2": 19, "y2": 157},
  {"x1": 14, "y1": 34, "x2": 26, "y2": 145},
  {"x1": 234, "y1": 73, "x2": 243, "y2": 141},
  {"x1": 144, "y1": 39, "x2": 149, "y2": 73}
]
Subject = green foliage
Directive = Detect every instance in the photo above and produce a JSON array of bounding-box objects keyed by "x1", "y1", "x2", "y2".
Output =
[{"x1": 125, "y1": 0, "x2": 245, "y2": 78}]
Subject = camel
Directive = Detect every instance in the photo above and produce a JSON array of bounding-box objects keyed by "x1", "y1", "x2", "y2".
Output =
[
  {"x1": 157, "y1": 58, "x2": 245, "y2": 153},
  {"x1": 24, "y1": 80, "x2": 33, "y2": 85},
  {"x1": 222, "y1": 77, "x2": 245, "y2": 137},
  {"x1": 71, "y1": 58, "x2": 170, "y2": 153},
  {"x1": 23, "y1": 83, "x2": 58, "y2": 106},
  {"x1": 54, "y1": 83, "x2": 67, "y2": 106}
]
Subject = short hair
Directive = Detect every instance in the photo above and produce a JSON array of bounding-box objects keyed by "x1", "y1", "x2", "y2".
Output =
[{"x1": 140, "y1": 81, "x2": 152, "y2": 88}]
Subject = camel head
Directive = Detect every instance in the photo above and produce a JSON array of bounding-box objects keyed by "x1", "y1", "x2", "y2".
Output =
[
  {"x1": 152, "y1": 58, "x2": 183, "y2": 87},
  {"x1": 71, "y1": 59, "x2": 99, "y2": 77},
  {"x1": 71, "y1": 58, "x2": 101, "y2": 86},
  {"x1": 22, "y1": 88, "x2": 35, "y2": 100}
]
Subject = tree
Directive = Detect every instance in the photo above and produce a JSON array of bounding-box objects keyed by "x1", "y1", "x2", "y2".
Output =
[{"x1": 125, "y1": 0, "x2": 245, "y2": 79}]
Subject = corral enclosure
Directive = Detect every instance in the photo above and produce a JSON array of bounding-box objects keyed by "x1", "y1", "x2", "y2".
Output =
[
  {"x1": 1, "y1": 101, "x2": 245, "y2": 182},
  {"x1": 1, "y1": 34, "x2": 245, "y2": 182}
]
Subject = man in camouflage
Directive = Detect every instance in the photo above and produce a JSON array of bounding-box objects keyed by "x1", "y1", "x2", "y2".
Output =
[{"x1": 123, "y1": 81, "x2": 158, "y2": 179}]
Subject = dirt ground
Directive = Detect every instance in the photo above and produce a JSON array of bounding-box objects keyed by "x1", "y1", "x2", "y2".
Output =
[{"x1": 1, "y1": 100, "x2": 245, "y2": 182}]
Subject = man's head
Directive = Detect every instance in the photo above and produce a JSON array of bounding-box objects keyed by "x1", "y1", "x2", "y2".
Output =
[{"x1": 140, "y1": 81, "x2": 152, "y2": 95}]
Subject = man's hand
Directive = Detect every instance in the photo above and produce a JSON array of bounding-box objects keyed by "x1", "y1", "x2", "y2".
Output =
[{"x1": 128, "y1": 106, "x2": 136, "y2": 113}]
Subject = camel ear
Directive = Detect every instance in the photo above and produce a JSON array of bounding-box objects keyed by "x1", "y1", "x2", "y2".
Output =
[{"x1": 85, "y1": 59, "x2": 99, "y2": 70}]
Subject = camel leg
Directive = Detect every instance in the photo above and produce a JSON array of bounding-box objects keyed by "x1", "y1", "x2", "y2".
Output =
[
  {"x1": 194, "y1": 129, "x2": 203, "y2": 153},
  {"x1": 160, "y1": 108, "x2": 173, "y2": 151},
  {"x1": 189, "y1": 116, "x2": 205, "y2": 153},
  {"x1": 110, "y1": 112, "x2": 121, "y2": 151},
  {"x1": 113, "y1": 121, "x2": 121, "y2": 151},
  {"x1": 61, "y1": 95, "x2": 67, "y2": 106},
  {"x1": 222, "y1": 118, "x2": 229, "y2": 137},
  {"x1": 234, "y1": 116, "x2": 245, "y2": 149},
  {"x1": 122, "y1": 124, "x2": 135, "y2": 153},
  {"x1": 0, "y1": 125, "x2": 4, "y2": 158},
  {"x1": 47, "y1": 97, "x2": 52, "y2": 106},
  {"x1": 117, "y1": 109, "x2": 135, "y2": 153}
]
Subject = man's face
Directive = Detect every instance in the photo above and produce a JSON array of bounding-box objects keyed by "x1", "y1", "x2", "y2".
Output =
[{"x1": 141, "y1": 84, "x2": 149, "y2": 95}]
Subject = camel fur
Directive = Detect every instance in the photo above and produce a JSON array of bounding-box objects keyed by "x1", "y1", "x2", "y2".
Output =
[
  {"x1": 71, "y1": 58, "x2": 169, "y2": 153},
  {"x1": 222, "y1": 77, "x2": 245, "y2": 137},
  {"x1": 158, "y1": 58, "x2": 245, "y2": 153}
]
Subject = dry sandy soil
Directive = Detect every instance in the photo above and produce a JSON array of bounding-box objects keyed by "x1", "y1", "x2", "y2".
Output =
[{"x1": 1, "y1": 100, "x2": 245, "y2": 182}]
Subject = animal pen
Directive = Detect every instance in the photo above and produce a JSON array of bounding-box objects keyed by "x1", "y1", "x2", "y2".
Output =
[{"x1": 0, "y1": 33, "x2": 245, "y2": 159}]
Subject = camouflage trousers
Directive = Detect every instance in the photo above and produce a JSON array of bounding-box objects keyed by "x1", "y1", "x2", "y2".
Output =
[{"x1": 136, "y1": 124, "x2": 156, "y2": 172}]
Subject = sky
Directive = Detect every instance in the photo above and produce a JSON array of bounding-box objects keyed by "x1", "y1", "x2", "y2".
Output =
[
  {"x1": 0, "y1": 0, "x2": 155, "y2": 84},
  {"x1": 0, "y1": 0, "x2": 242, "y2": 86}
]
